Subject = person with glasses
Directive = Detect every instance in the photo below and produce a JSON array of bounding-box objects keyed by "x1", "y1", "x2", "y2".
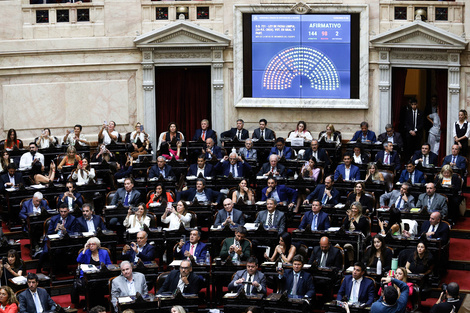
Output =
[
  {"x1": 228, "y1": 257, "x2": 266, "y2": 295},
  {"x1": 157, "y1": 259, "x2": 202, "y2": 295}
]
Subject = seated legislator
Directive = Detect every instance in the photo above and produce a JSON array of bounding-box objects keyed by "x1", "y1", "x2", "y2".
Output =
[
  {"x1": 269, "y1": 137, "x2": 293, "y2": 160},
  {"x1": 19, "y1": 142, "x2": 44, "y2": 169},
  {"x1": 129, "y1": 122, "x2": 148, "y2": 144},
  {"x1": 365, "y1": 163, "x2": 384, "y2": 182},
  {"x1": 415, "y1": 182, "x2": 448, "y2": 217},
  {"x1": 4, "y1": 129, "x2": 22, "y2": 151},
  {"x1": 0, "y1": 150, "x2": 14, "y2": 174},
  {"x1": 318, "y1": 123, "x2": 341, "y2": 147},
  {"x1": 19, "y1": 191, "x2": 51, "y2": 220},
  {"x1": 158, "y1": 259, "x2": 202, "y2": 295},
  {"x1": 76, "y1": 203, "x2": 107, "y2": 233},
  {"x1": 111, "y1": 261, "x2": 148, "y2": 309},
  {"x1": 261, "y1": 178, "x2": 297, "y2": 209},
  {"x1": 46, "y1": 204, "x2": 78, "y2": 238},
  {"x1": 252, "y1": 119, "x2": 275, "y2": 140},
  {"x1": 214, "y1": 153, "x2": 252, "y2": 178},
  {"x1": 419, "y1": 212, "x2": 449, "y2": 244},
  {"x1": 255, "y1": 198, "x2": 286, "y2": 234},
  {"x1": 308, "y1": 236, "x2": 342, "y2": 269},
  {"x1": 0, "y1": 286, "x2": 18, "y2": 313},
  {"x1": 214, "y1": 199, "x2": 245, "y2": 228},
  {"x1": 192, "y1": 119, "x2": 217, "y2": 142},
  {"x1": 405, "y1": 241, "x2": 434, "y2": 275},
  {"x1": 57, "y1": 182, "x2": 83, "y2": 213},
  {"x1": 231, "y1": 179, "x2": 254, "y2": 204},
  {"x1": 352, "y1": 145, "x2": 369, "y2": 165},
  {"x1": 334, "y1": 153, "x2": 360, "y2": 181},
  {"x1": 36, "y1": 128, "x2": 57, "y2": 149},
  {"x1": 58, "y1": 145, "x2": 81, "y2": 170},
  {"x1": 288, "y1": 121, "x2": 313, "y2": 141},
  {"x1": 371, "y1": 275, "x2": 410, "y2": 313},
  {"x1": 18, "y1": 273, "x2": 56, "y2": 313},
  {"x1": 148, "y1": 156, "x2": 175, "y2": 179},
  {"x1": 111, "y1": 177, "x2": 142, "y2": 207},
  {"x1": 220, "y1": 226, "x2": 251, "y2": 262},
  {"x1": 277, "y1": 255, "x2": 315, "y2": 298},
  {"x1": 298, "y1": 200, "x2": 330, "y2": 231},
  {"x1": 412, "y1": 143, "x2": 438, "y2": 166},
  {"x1": 264, "y1": 232, "x2": 296, "y2": 263},
  {"x1": 362, "y1": 234, "x2": 392, "y2": 272},
  {"x1": 187, "y1": 155, "x2": 214, "y2": 178},
  {"x1": 71, "y1": 158, "x2": 95, "y2": 185},
  {"x1": 435, "y1": 165, "x2": 462, "y2": 221},
  {"x1": 300, "y1": 156, "x2": 320, "y2": 181},
  {"x1": 377, "y1": 123, "x2": 404, "y2": 150},
  {"x1": 0, "y1": 249, "x2": 24, "y2": 281},
  {"x1": 257, "y1": 154, "x2": 287, "y2": 178},
  {"x1": 176, "y1": 178, "x2": 222, "y2": 205},
  {"x1": 238, "y1": 139, "x2": 257, "y2": 161},
  {"x1": 442, "y1": 144, "x2": 467, "y2": 169},
  {"x1": 220, "y1": 119, "x2": 249, "y2": 140},
  {"x1": 304, "y1": 175, "x2": 340, "y2": 205},
  {"x1": 228, "y1": 257, "x2": 266, "y2": 295},
  {"x1": 146, "y1": 184, "x2": 174, "y2": 209},
  {"x1": 337, "y1": 262, "x2": 375, "y2": 306},
  {"x1": 157, "y1": 122, "x2": 185, "y2": 151},
  {"x1": 346, "y1": 182, "x2": 373, "y2": 215},
  {"x1": 63, "y1": 124, "x2": 88, "y2": 146},
  {"x1": 113, "y1": 156, "x2": 133, "y2": 181},
  {"x1": 174, "y1": 229, "x2": 207, "y2": 262},
  {"x1": 161, "y1": 200, "x2": 192, "y2": 230},
  {"x1": 342, "y1": 202, "x2": 369, "y2": 236},
  {"x1": 375, "y1": 141, "x2": 401, "y2": 171},
  {"x1": 92, "y1": 144, "x2": 117, "y2": 163},
  {"x1": 123, "y1": 203, "x2": 151, "y2": 233},
  {"x1": 0, "y1": 163, "x2": 24, "y2": 192},
  {"x1": 379, "y1": 182, "x2": 415, "y2": 211},
  {"x1": 398, "y1": 162, "x2": 426, "y2": 184},
  {"x1": 122, "y1": 230, "x2": 156, "y2": 264},
  {"x1": 350, "y1": 121, "x2": 377, "y2": 142},
  {"x1": 159, "y1": 140, "x2": 181, "y2": 161},
  {"x1": 303, "y1": 139, "x2": 330, "y2": 166},
  {"x1": 203, "y1": 138, "x2": 223, "y2": 160},
  {"x1": 29, "y1": 161, "x2": 56, "y2": 185}
]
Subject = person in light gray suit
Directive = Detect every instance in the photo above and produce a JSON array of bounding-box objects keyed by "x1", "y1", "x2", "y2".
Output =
[
  {"x1": 111, "y1": 261, "x2": 148, "y2": 310},
  {"x1": 228, "y1": 256, "x2": 267, "y2": 295},
  {"x1": 254, "y1": 198, "x2": 286, "y2": 234},
  {"x1": 379, "y1": 182, "x2": 415, "y2": 211},
  {"x1": 416, "y1": 182, "x2": 448, "y2": 217},
  {"x1": 238, "y1": 139, "x2": 258, "y2": 161},
  {"x1": 214, "y1": 198, "x2": 245, "y2": 228}
]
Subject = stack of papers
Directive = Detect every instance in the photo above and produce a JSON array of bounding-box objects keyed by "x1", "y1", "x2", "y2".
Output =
[{"x1": 80, "y1": 264, "x2": 98, "y2": 273}]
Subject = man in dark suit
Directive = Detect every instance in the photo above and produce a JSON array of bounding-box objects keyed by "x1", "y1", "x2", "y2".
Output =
[
  {"x1": 257, "y1": 154, "x2": 287, "y2": 178},
  {"x1": 56, "y1": 181, "x2": 83, "y2": 212},
  {"x1": 303, "y1": 139, "x2": 330, "y2": 166},
  {"x1": 174, "y1": 229, "x2": 207, "y2": 262},
  {"x1": 334, "y1": 154, "x2": 361, "y2": 181},
  {"x1": 337, "y1": 262, "x2": 375, "y2": 306},
  {"x1": 351, "y1": 122, "x2": 377, "y2": 142},
  {"x1": 158, "y1": 259, "x2": 202, "y2": 294},
  {"x1": 238, "y1": 139, "x2": 258, "y2": 161},
  {"x1": 430, "y1": 282, "x2": 462, "y2": 313},
  {"x1": 122, "y1": 230, "x2": 156, "y2": 263},
  {"x1": 111, "y1": 177, "x2": 141, "y2": 207},
  {"x1": 18, "y1": 273, "x2": 56, "y2": 313},
  {"x1": 192, "y1": 119, "x2": 217, "y2": 142},
  {"x1": 254, "y1": 198, "x2": 286, "y2": 234},
  {"x1": 304, "y1": 176, "x2": 340, "y2": 205},
  {"x1": 308, "y1": 236, "x2": 343, "y2": 269},
  {"x1": 204, "y1": 138, "x2": 223, "y2": 160},
  {"x1": 398, "y1": 162, "x2": 426, "y2": 184},
  {"x1": 221, "y1": 119, "x2": 249, "y2": 140},
  {"x1": 379, "y1": 182, "x2": 415, "y2": 211},
  {"x1": 298, "y1": 200, "x2": 330, "y2": 231},
  {"x1": 220, "y1": 226, "x2": 251, "y2": 261},
  {"x1": 420, "y1": 212, "x2": 450, "y2": 244},
  {"x1": 214, "y1": 153, "x2": 252, "y2": 178},
  {"x1": 443, "y1": 144, "x2": 467, "y2": 169},
  {"x1": 214, "y1": 199, "x2": 245, "y2": 228},
  {"x1": 375, "y1": 142, "x2": 401, "y2": 171},
  {"x1": 378, "y1": 123, "x2": 404, "y2": 151},
  {"x1": 0, "y1": 163, "x2": 24, "y2": 191},
  {"x1": 148, "y1": 156, "x2": 175, "y2": 179},
  {"x1": 412, "y1": 143, "x2": 438, "y2": 166},
  {"x1": 269, "y1": 137, "x2": 293, "y2": 160},
  {"x1": 187, "y1": 155, "x2": 214, "y2": 178},
  {"x1": 278, "y1": 255, "x2": 315, "y2": 298},
  {"x1": 252, "y1": 119, "x2": 275, "y2": 140},
  {"x1": 404, "y1": 98, "x2": 425, "y2": 158},
  {"x1": 177, "y1": 178, "x2": 222, "y2": 205},
  {"x1": 228, "y1": 256, "x2": 266, "y2": 295},
  {"x1": 261, "y1": 178, "x2": 297, "y2": 209},
  {"x1": 48, "y1": 204, "x2": 78, "y2": 236},
  {"x1": 76, "y1": 203, "x2": 107, "y2": 233}
]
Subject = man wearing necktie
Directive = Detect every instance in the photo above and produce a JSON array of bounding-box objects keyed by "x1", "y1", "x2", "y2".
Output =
[
  {"x1": 111, "y1": 177, "x2": 141, "y2": 207},
  {"x1": 416, "y1": 183, "x2": 448, "y2": 217},
  {"x1": 158, "y1": 259, "x2": 202, "y2": 295},
  {"x1": 443, "y1": 144, "x2": 466, "y2": 169},
  {"x1": 0, "y1": 163, "x2": 24, "y2": 192},
  {"x1": 214, "y1": 199, "x2": 245, "y2": 228},
  {"x1": 174, "y1": 229, "x2": 208, "y2": 263},
  {"x1": 261, "y1": 178, "x2": 297, "y2": 210},
  {"x1": 254, "y1": 198, "x2": 286, "y2": 234},
  {"x1": 228, "y1": 256, "x2": 267, "y2": 295},
  {"x1": 214, "y1": 152, "x2": 252, "y2": 178},
  {"x1": 308, "y1": 237, "x2": 343, "y2": 269},
  {"x1": 18, "y1": 273, "x2": 57, "y2": 313},
  {"x1": 220, "y1": 119, "x2": 249, "y2": 140},
  {"x1": 377, "y1": 124, "x2": 404, "y2": 151},
  {"x1": 298, "y1": 200, "x2": 330, "y2": 231},
  {"x1": 278, "y1": 255, "x2": 315, "y2": 298},
  {"x1": 398, "y1": 162, "x2": 425, "y2": 184},
  {"x1": 192, "y1": 119, "x2": 217, "y2": 142},
  {"x1": 304, "y1": 176, "x2": 340, "y2": 206},
  {"x1": 337, "y1": 262, "x2": 375, "y2": 306},
  {"x1": 375, "y1": 142, "x2": 401, "y2": 170},
  {"x1": 238, "y1": 139, "x2": 258, "y2": 161},
  {"x1": 419, "y1": 212, "x2": 450, "y2": 244},
  {"x1": 252, "y1": 119, "x2": 275, "y2": 140},
  {"x1": 257, "y1": 154, "x2": 287, "y2": 177},
  {"x1": 405, "y1": 98, "x2": 424, "y2": 160}
]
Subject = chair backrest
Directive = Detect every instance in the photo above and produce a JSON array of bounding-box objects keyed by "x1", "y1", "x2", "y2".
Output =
[
  {"x1": 155, "y1": 271, "x2": 171, "y2": 293},
  {"x1": 147, "y1": 212, "x2": 157, "y2": 228},
  {"x1": 42, "y1": 217, "x2": 52, "y2": 236},
  {"x1": 380, "y1": 170, "x2": 395, "y2": 192},
  {"x1": 397, "y1": 249, "x2": 415, "y2": 267},
  {"x1": 334, "y1": 245, "x2": 345, "y2": 271},
  {"x1": 187, "y1": 210, "x2": 197, "y2": 228},
  {"x1": 297, "y1": 244, "x2": 309, "y2": 260},
  {"x1": 106, "y1": 191, "x2": 117, "y2": 205}
]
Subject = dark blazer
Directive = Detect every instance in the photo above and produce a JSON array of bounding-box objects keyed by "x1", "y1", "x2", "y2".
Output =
[
  {"x1": 342, "y1": 216, "x2": 369, "y2": 236},
  {"x1": 443, "y1": 154, "x2": 466, "y2": 169},
  {"x1": 148, "y1": 164, "x2": 175, "y2": 179},
  {"x1": 363, "y1": 248, "x2": 393, "y2": 272},
  {"x1": 187, "y1": 163, "x2": 214, "y2": 177},
  {"x1": 57, "y1": 192, "x2": 83, "y2": 209},
  {"x1": 254, "y1": 210, "x2": 286, "y2": 234},
  {"x1": 398, "y1": 169, "x2": 426, "y2": 184},
  {"x1": 351, "y1": 130, "x2": 377, "y2": 142},
  {"x1": 158, "y1": 270, "x2": 202, "y2": 294},
  {"x1": 0, "y1": 172, "x2": 24, "y2": 191},
  {"x1": 412, "y1": 150, "x2": 438, "y2": 166},
  {"x1": 214, "y1": 208, "x2": 245, "y2": 227},
  {"x1": 18, "y1": 287, "x2": 56, "y2": 313},
  {"x1": 221, "y1": 128, "x2": 249, "y2": 140},
  {"x1": 204, "y1": 145, "x2": 223, "y2": 160},
  {"x1": 346, "y1": 193, "x2": 373, "y2": 213},
  {"x1": 111, "y1": 188, "x2": 141, "y2": 206},
  {"x1": 303, "y1": 148, "x2": 330, "y2": 166},
  {"x1": 279, "y1": 269, "x2": 315, "y2": 298},
  {"x1": 434, "y1": 174, "x2": 461, "y2": 194},
  {"x1": 298, "y1": 210, "x2": 330, "y2": 231},
  {"x1": 404, "y1": 109, "x2": 424, "y2": 133},
  {"x1": 308, "y1": 246, "x2": 343, "y2": 269},
  {"x1": 173, "y1": 241, "x2": 208, "y2": 262},
  {"x1": 420, "y1": 220, "x2": 449, "y2": 244},
  {"x1": 337, "y1": 275, "x2": 375, "y2": 306},
  {"x1": 257, "y1": 162, "x2": 287, "y2": 177},
  {"x1": 220, "y1": 237, "x2": 251, "y2": 260},
  {"x1": 76, "y1": 215, "x2": 107, "y2": 232},
  {"x1": 352, "y1": 154, "x2": 370, "y2": 165},
  {"x1": 252, "y1": 128, "x2": 275, "y2": 140},
  {"x1": 177, "y1": 187, "x2": 223, "y2": 204},
  {"x1": 19, "y1": 199, "x2": 51, "y2": 220},
  {"x1": 375, "y1": 150, "x2": 401, "y2": 170},
  {"x1": 378, "y1": 132, "x2": 404, "y2": 149},
  {"x1": 228, "y1": 269, "x2": 266, "y2": 295},
  {"x1": 192, "y1": 128, "x2": 217, "y2": 142},
  {"x1": 306, "y1": 185, "x2": 340, "y2": 205},
  {"x1": 47, "y1": 214, "x2": 78, "y2": 234},
  {"x1": 269, "y1": 146, "x2": 293, "y2": 160},
  {"x1": 261, "y1": 185, "x2": 297, "y2": 204},
  {"x1": 123, "y1": 242, "x2": 156, "y2": 263},
  {"x1": 214, "y1": 160, "x2": 252, "y2": 177},
  {"x1": 334, "y1": 164, "x2": 361, "y2": 181}
]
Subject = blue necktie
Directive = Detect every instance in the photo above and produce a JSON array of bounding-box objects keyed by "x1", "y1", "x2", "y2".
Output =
[
  {"x1": 124, "y1": 192, "x2": 129, "y2": 206},
  {"x1": 321, "y1": 193, "x2": 327, "y2": 205},
  {"x1": 247, "y1": 150, "x2": 250, "y2": 159},
  {"x1": 397, "y1": 196, "x2": 402, "y2": 209},
  {"x1": 311, "y1": 214, "x2": 318, "y2": 231}
]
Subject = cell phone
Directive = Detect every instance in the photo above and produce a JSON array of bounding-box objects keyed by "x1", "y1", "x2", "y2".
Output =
[
  {"x1": 181, "y1": 235, "x2": 186, "y2": 242},
  {"x1": 140, "y1": 125, "x2": 144, "y2": 132},
  {"x1": 79, "y1": 160, "x2": 83, "y2": 167},
  {"x1": 104, "y1": 120, "x2": 107, "y2": 125},
  {"x1": 276, "y1": 261, "x2": 282, "y2": 271}
]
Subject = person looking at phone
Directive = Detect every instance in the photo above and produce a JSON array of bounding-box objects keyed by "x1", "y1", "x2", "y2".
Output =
[
  {"x1": 277, "y1": 254, "x2": 315, "y2": 298},
  {"x1": 36, "y1": 128, "x2": 57, "y2": 149},
  {"x1": 370, "y1": 275, "x2": 409, "y2": 313},
  {"x1": 63, "y1": 124, "x2": 88, "y2": 146},
  {"x1": 161, "y1": 201, "x2": 192, "y2": 230},
  {"x1": 71, "y1": 158, "x2": 95, "y2": 184},
  {"x1": 130, "y1": 122, "x2": 148, "y2": 144},
  {"x1": 228, "y1": 256, "x2": 266, "y2": 295},
  {"x1": 174, "y1": 229, "x2": 207, "y2": 262},
  {"x1": 123, "y1": 203, "x2": 151, "y2": 233},
  {"x1": 57, "y1": 181, "x2": 83, "y2": 213},
  {"x1": 157, "y1": 122, "x2": 185, "y2": 151},
  {"x1": 19, "y1": 142, "x2": 44, "y2": 169},
  {"x1": 92, "y1": 144, "x2": 116, "y2": 163},
  {"x1": 220, "y1": 226, "x2": 250, "y2": 262},
  {"x1": 122, "y1": 230, "x2": 155, "y2": 264},
  {"x1": 99, "y1": 120, "x2": 119, "y2": 145}
]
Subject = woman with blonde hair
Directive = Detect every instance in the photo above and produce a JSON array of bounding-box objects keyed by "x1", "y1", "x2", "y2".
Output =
[
  {"x1": 171, "y1": 306, "x2": 186, "y2": 313},
  {"x1": 123, "y1": 203, "x2": 151, "y2": 232},
  {"x1": 365, "y1": 163, "x2": 384, "y2": 182},
  {"x1": 319, "y1": 124, "x2": 341, "y2": 146},
  {"x1": 58, "y1": 145, "x2": 81, "y2": 170}
]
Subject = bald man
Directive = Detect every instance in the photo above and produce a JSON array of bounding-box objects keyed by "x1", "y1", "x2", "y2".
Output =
[
  {"x1": 419, "y1": 212, "x2": 450, "y2": 244},
  {"x1": 122, "y1": 231, "x2": 156, "y2": 263},
  {"x1": 308, "y1": 237, "x2": 343, "y2": 269}
]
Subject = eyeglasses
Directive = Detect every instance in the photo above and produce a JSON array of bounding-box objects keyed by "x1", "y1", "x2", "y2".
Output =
[{"x1": 180, "y1": 266, "x2": 190, "y2": 270}]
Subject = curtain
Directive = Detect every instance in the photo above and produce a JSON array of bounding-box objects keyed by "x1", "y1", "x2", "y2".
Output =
[
  {"x1": 391, "y1": 67, "x2": 408, "y2": 132},
  {"x1": 435, "y1": 69, "x2": 448, "y2": 162}
]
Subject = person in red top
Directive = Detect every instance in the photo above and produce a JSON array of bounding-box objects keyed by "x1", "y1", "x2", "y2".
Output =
[
  {"x1": 146, "y1": 184, "x2": 174, "y2": 209},
  {"x1": 4, "y1": 129, "x2": 22, "y2": 151},
  {"x1": 0, "y1": 285, "x2": 19, "y2": 313}
]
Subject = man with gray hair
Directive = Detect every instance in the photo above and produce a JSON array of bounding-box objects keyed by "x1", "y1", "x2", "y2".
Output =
[
  {"x1": 111, "y1": 261, "x2": 148, "y2": 309},
  {"x1": 239, "y1": 138, "x2": 258, "y2": 160},
  {"x1": 221, "y1": 119, "x2": 249, "y2": 140},
  {"x1": 19, "y1": 191, "x2": 51, "y2": 253},
  {"x1": 378, "y1": 124, "x2": 404, "y2": 150},
  {"x1": 257, "y1": 154, "x2": 287, "y2": 177},
  {"x1": 375, "y1": 141, "x2": 401, "y2": 170},
  {"x1": 148, "y1": 156, "x2": 175, "y2": 179},
  {"x1": 214, "y1": 152, "x2": 252, "y2": 177}
]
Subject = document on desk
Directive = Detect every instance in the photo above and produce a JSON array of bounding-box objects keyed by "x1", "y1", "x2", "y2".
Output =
[
  {"x1": 118, "y1": 297, "x2": 133, "y2": 303},
  {"x1": 82, "y1": 232, "x2": 94, "y2": 237},
  {"x1": 48, "y1": 234, "x2": 60, "y2": 240},
  {"x1": 80, "y1": 264, "x2": 98, "y2": 273},
  {"x1": 11, "y1": 276, "x2": 27, "y2": 285},
  {"x1": 30, "y1": 184, "x2": 45, "y2": 189},
  {"x1": 169, "y1": 260, "x2": 183, "y2": 267},
  {"x1": 244, "y1": 223, "x2": 258, "y2": 231}
]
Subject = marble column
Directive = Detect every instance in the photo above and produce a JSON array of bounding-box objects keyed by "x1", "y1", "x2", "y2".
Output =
[
  {"x1": 142, "y1": 48, "x2": 156, "y2": 158},
  {"x1": 378, "y1": 49, "x2": 391, "y2": 132},
  {"x1": 211, "y1": 47, "x2": 225, "y2": 143}
]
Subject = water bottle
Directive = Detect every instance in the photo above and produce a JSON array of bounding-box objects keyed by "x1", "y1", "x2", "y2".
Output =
[
  {"x1": 377, "y1": 257, "x2": 382, "y2": 275},
  {"x1": 232, "y1": 147, "x2": 236, "y2": 154},
  {"x1": 205, "y1": 250, "x2": 210, "y2": 265}
]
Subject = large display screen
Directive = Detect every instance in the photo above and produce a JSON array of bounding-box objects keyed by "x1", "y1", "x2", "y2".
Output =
[{"x1": 246, "y1": 14, "x2": 358, "y2": 99}]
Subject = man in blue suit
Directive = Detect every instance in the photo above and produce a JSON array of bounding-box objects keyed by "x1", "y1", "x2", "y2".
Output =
[
  {"x1": 351, "y1": 121, "x2": 377, "y2": 142},
  {"x1": 252, "y1": 119, "x2": 275, "y2": 140},
  {"x1": 298, "y1": 200, "x2": 330, "y2": 231},
  {"x1": 254, "y1": 198, "x2": 286, "y2": 234},
  {"x1": 177, "y1": 178, "x2": 223, "y2": 205},
  {"x1": 204, "y1": 138, "x2": 223, "y2": 160},
  {"x1": 192, "y1": 119, "x2": 217, "y2": 142},
  {"x1": 111, "y1": 177, "x2": 141, "y2": 207},
  {"x1": 122, "y1": 230, "x2": 156, "y2": 263},
  {"x1": 76, "y1": 204, "x2": 107, "y2": 233},
  {"x1": 269, "y1": 137, "x2": 293, "y2": 159},
  {"x1": 149, "y1": 156, "x2": 175, "y2": 179},
  {"x1": 174, "y1": 229, "x2": 207, "y2": 262},
  {"x1": 278, "y1": 255, "x2": 315, "y2": 298},
  {"x1": 214, "y1": 199, "x2": 245, "y2": 228},
  {"x1": 18, "y1": 273, "x2": 56, "y2": 313},
  {"x1": 337, "y1": 262, "x2": 375, "y2": 306},
  {"x1": 334, "y1": 154, "x2": 361, "y2": 181},
  {"x1": 187, "y1": 155, "x2": 214, "y2": 178},
  {"x1": 412, "y1": 143, "x2": 438, "y2": 166},
  {"x1": 443, "y1": 144, "x2": 467, "y2": 169},
  {"x1": 0, "y1": 163, "x2": 24, "y2": 192},
  {"x1": 214, "y1": 153, "x2": 252, "y2": 178},
  {"x1": 257, "y1": 155, "x2": 287, "y2": 178},
  {"x1": 375, "y1": 142, "x2": 401, "y2": 171},
  {"x1": 304, "y1": 176, "x2": 340, "y2": 205},
  {"x1": 261, "y1": 178, "x2": 297, "y2": 209},
  {"x1": 398, "y1": 162, "x2": 426, "y2": 184},
  {"x1": 56, "y1": 181, "x2": 83, "y2": 213},
  {"x1": 19, "y1": 191, "x2": 51, "y2": 220},
  {"x1": 221, "y1": 119, "x2": 249, "y2": 140}
]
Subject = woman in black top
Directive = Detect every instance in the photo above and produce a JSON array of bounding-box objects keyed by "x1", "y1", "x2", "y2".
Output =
[
  {"x1": 0, "y1": 250, "x2": 24, "y2": 285},
  {"x1": 346, "y1": 182, "x2": 374, "y2": 215},
  {"x1": 406, "y1": 241, "x2": 434, "y2": 275},
  {"x1": 454, "y1": 109, "x2": 469, "y2": 156},
  {"x1": 363, "y1": 234, "x2": 392, "y2": 272},
  {"x1": 342, "y1": 201, "x2": 369, "y2": 236}
]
